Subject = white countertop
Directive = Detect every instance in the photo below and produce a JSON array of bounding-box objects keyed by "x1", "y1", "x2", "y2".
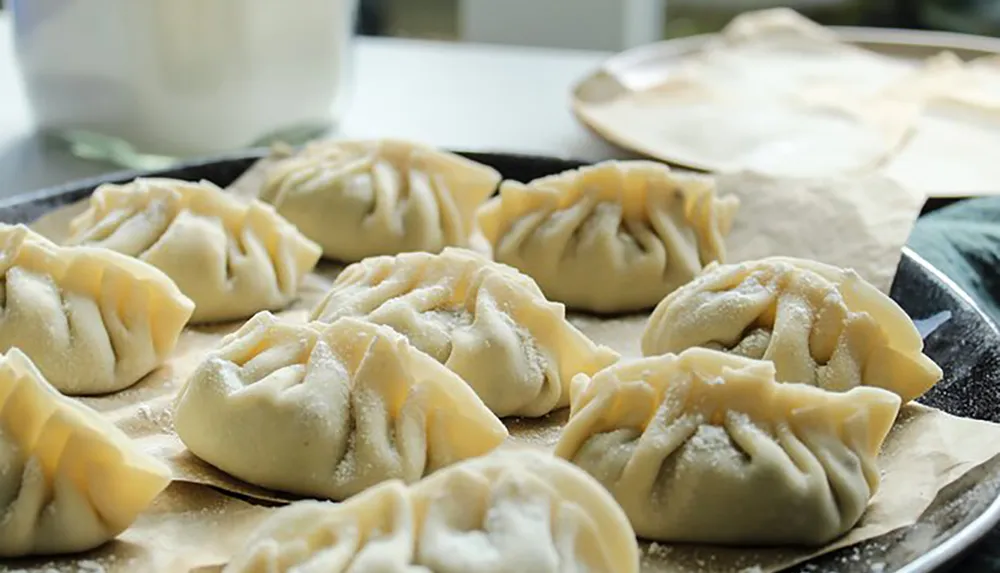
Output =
[{"x1": 0, "y1": 14, "x2": 631, "y2": 197}]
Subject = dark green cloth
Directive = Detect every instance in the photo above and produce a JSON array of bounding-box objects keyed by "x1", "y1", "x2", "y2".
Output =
[{"x1": 909, "y1": 197, "x2": 1000, "y2": 329}]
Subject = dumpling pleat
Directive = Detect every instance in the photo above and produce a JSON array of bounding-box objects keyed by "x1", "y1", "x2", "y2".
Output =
[
  {"x1": 223, "y1": 450, "x2": 639, "y2": 573},
  {"x1": 253, "y1": 139, "x2": 500, "y2": 262},
  {"x1": 554, "y1": 348, "x2": 902, "y2": 546},
  {"x1": 0, "y1": 349, "x2": 171, "y2": 557},
  {"x1": 310, "y1": 248, "x2": 619, "y2": 418},
  {"x1": 66, "y1": 179, "x2": 321, "y2": 324},
  {"x1": 173, "y1": 313, "x2": 506, "y2": 500},
  {"x1": 476, "y1": 161, "x2": 738, "y2": 313},
  {"x1": 643, "y1": 257, "x2": 943, "y2": 403}
]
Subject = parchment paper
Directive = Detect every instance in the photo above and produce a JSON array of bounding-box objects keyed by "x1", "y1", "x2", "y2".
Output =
[
  {"x1": 716, "y1": 171, "x2": 925, "y2": 294},
  {"x1": 11, "y1": 168, "x2": 994, "y2": 573},
  {"x1": 0, "y1": 483, "x2": 273, "y2": 573}
]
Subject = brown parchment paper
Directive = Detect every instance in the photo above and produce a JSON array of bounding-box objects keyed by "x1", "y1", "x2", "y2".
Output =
[
  {"x1": 0, "y1": 483, "x2": 273, "y2": 573},
  {"x1": 12, "y1": 169, "x2": 995, "y2": 573},
  {"x1": 715, "y1": 171, "x2": 926, "y2": 294}
]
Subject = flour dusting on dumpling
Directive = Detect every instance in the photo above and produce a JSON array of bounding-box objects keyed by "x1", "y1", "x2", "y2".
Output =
[
  {"x1": 476, "y1": 160, "x2": 738, "y2": 314},
  {"x1": 0, "y1": 224, "x2": 193, "y2": 395},
  {"x1": 555, "y1": 347, "x2": 901, "y2": 546},
  {"x1": 642, "y1": 256, "x2": 942, "y2": 402},
  {"x1": 66, "y1": 177, "x2": 321, "y2": 324},
  {"x1": 174, "y1": 312, "x2": 507, "y2": 499},
  {"x1": 310, "y1": 247, "x2": 619, "y2": 417},
  {"x1": 223, "y1": 450, "x2": 639, "y2": 573},
  {"x1": 258, "y1": 139, "x2": 501, "y2": 262},
  {"x1": 0, "y1": 348, "x2": 170, "y2": 557}
]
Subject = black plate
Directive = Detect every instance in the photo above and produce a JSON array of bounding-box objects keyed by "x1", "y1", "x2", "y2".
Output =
[{"x1": 3, "y1": 150, "x2": 999, "y2": 573}]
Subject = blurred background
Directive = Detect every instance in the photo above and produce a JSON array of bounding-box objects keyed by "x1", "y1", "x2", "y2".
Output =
[
  {"x1": 0, "y1": 0, "x2": 997, "y2": 45},
  {"x1": 1, "y1": 0, "x2": 996, "y2": 49},
  {"x1": 6, "y1": 0, "x2": 999, "y2": 171},
  {"x1": 342, "y1": 0, "x2": 997, "y2": 47}
]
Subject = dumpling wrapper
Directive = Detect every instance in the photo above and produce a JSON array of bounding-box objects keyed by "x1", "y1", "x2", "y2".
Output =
[
  {"x1": 0, "y1": 224, "x2": 194, "y2": 395},
  {"x1": 173, "y1": 312, "x2": 507, "y2": 500},
  {"x1": 876, "y1": 53, "x2": 1000, "y2": 196},
  {"x1": 256, "y1": 139, "x2": 501, "y2": 262},
  {"x1": 554, "y1": 347, "x2": 902, "y2": 546},
  {"x1": 64, "y1": 177, "x2": 322, "y2": 324},
  {"x1": 223, "y1": 449, "x2": 639, "y2": 573},
  {"x1": 581, "y1": 78, "x2": 915, "y2": 178},
  {"x1": 881, "y1": 101, "x2": 1000, "y2": 196},
  {"x1": 310, "y1": 247, "x2": 620, "y2": 417},
  {"x1": 476, "y1": 160, "x2": 739, "y2": 313},
  {"x1": 0, "y1": 348, "x2": 171, "y2": 557},
  {"x1": 685, "y1": 8, "x2": 913, "y2": 99},
  {"x1": 575, "y1": 9, "x2": 917, "y2": 177},
  {"x1": 641, "y1": 257, "x2": 942, "y2": 403}
]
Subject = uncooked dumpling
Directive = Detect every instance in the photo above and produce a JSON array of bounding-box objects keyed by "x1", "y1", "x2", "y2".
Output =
[
  {"x1": 310, "y1": 247, "x2": 620, "y2": 417},
  {"x1": 0, "y1": 224, "x2": 193, "y2": 395},
  {"x1": 476, "y1": 160, "x2": 739, "y2": 313},
  {"x1": 0, "y1": 348, "x2": 171, "y2": 557},
  {"x1": 65, "y1": 177, "x2": 322, "y2": 324},
  {"x1": 641, "y1": 257, "x2": 942, "y2": 403},
  {"x1": 223, "y1": 449, "x2": 639, "y2": 573},
  {"x1": 256, "y1": 139, "x2": 501, "y2": 261},
  {"x1": 554, "y1": 347, "x2": 901, "y2": 546},
  {"x1": 173, "y1": 312, "x2": 507, "y2": 499}
]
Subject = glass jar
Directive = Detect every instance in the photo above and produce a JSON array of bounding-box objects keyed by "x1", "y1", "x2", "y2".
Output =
[{"x1": 11, "y1": 0, "x2": 358, "y2": 168}]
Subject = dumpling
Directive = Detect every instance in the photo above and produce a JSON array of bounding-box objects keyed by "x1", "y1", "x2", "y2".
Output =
[
  {"x1": 173, "y1": 311, "x2": 507, "y2": 499},
  {"x1": 475, "y1": 160, "x2": 739, "y2": 313},
  {"x1": 553, "y1": 347, "x2": 901, "y2": 546},
  {"x1": 256, "y1": 139, "x2": 502, "y2": 261},
  {"x1": 0, "y1": 348, "x2": 171, "y2": 557},
  {"x1": 65, "y1": 177, "x2": 322, "y2": 324},
  {"x1": 310, "y1": 247, "x2": 620, "y2": 417},
  {"x1": 223, "y1": 449, "x2": 639, "y2": 573},
  {"x1": 641, "y1": 256, "x2": 942, "y2": 403},
  {"x1": 0, "y1": 224, "x2": 193, "y2": 395}
]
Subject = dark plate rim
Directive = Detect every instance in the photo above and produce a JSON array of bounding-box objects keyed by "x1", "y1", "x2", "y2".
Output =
[
  {"x1": 5, "y1": 150, "x2": 1000, "y2": 573},
  {"x1": 0, "y1": 147, "x2": 270, "y2": 213},
  {"x1": 899, "y1": 250, "x2": 1000, "y2": 572}
]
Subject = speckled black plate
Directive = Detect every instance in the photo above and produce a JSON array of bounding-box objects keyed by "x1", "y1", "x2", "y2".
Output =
[{"x1": 2, "y1": 151, "x2": 999, "y2": 573}]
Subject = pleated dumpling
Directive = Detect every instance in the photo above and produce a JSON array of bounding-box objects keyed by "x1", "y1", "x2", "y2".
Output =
[
  {"x1": 0, "y1": 348, "x2": 171, "y2": 557},
  {"x1": 642, "y1": 257, "x2": 943, "y2": 403},
  {"x1": 475, "y1": 160, "x2": 739, "y2": 313},
  {"x1": 173, "y1": 312, "x2": 507, "y2": 499},
  {"x1": 257, "y1": 139, "x2": 502, "y2": 262},
  {"x1": 310, "y1": 247, "x2": 620, "y2": 417},
  {"x1": 224, "y1": 449, "x2": 639, "y2": 573},
  {"x1": 554, "y1": 348, "x2": 901, "y2": 546},
  {"x1": 0, "y1": 224, "x2": 193, "y2": 395},
  {"x1": 65, "y1": 177, "x2": 322, "y2": 324}
]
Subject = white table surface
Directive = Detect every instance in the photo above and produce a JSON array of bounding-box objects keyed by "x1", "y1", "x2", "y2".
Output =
[{"x1": 0, "y1": 13, "x2": 632, "y2": 197}]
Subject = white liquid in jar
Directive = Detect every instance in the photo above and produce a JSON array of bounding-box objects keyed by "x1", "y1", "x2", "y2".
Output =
[{"x1": 12, "y1": 0, "x2": 357, "y2": 157}]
